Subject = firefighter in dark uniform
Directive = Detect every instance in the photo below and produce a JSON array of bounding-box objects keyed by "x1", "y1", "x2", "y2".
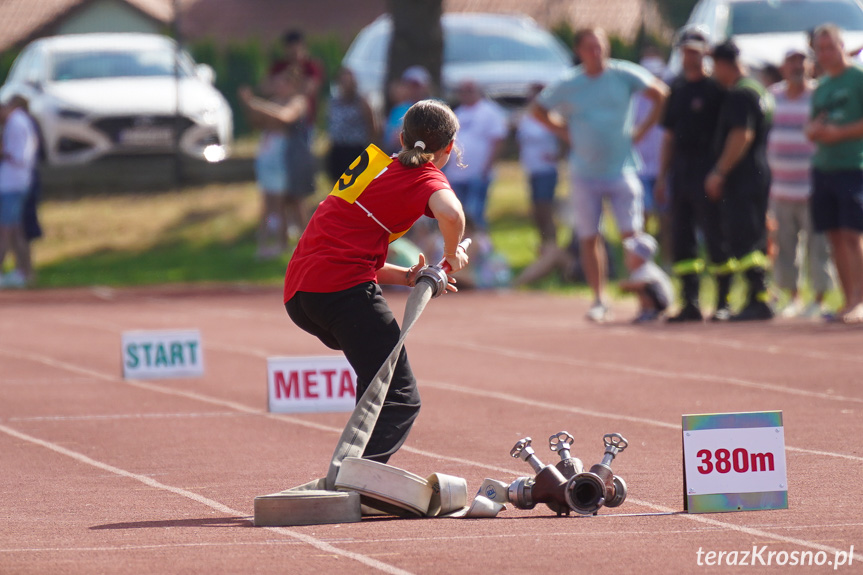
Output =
[
  {"x1": 656, "y1": 27, "x2": 734, "y2": 322},
  {"x1": 706, "y1": 39, "x2": 775, "y2": 321}
]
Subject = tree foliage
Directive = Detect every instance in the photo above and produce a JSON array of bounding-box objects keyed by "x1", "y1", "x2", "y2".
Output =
[{"x1": 654, "y1": 0, "x2": 700, "y2": 30}]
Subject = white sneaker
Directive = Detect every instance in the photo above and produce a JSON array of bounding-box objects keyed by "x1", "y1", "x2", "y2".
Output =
[
  {"x1": 779, "y1": 299, "x2": 804, "y2": 318},
  {"x1": 1, "y1": 270, "x2": 27, "y2": 289},
  {"x1": 799, "y1": 302, "x2": 826, "y2": 320},
  {"x1": 586, "y1": 302, "x2": 612, "y2": 323}
]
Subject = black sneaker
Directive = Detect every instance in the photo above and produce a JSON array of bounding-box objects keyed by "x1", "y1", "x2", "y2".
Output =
[
  {"x1": 729, "y1": 301, "x2": 774, "y2": 322},
  {"x1": 710, "y1": 305, "x2": 732, "y2": 322},
  {"x1": 667, "y1": 303, "x2": 703, "y2": 323}
]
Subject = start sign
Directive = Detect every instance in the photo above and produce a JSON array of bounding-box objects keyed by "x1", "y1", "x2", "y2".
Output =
[
  {"x1": 683, "y1": 411, "x2": 788, "y2": 513},
  {"x1": 267, "y1": 356, "x2": 357, "y2": 414},
  {"x1": 122, "y1": 329, "x2": 204, "y2": 379}
]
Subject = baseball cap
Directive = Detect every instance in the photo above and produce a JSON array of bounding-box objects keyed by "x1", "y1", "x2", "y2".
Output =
[
  {"x1": 676, "y1": 27, "x2": 710, "y2": 52},
  {"x1": 711, "y1": 39, "x2": 741, "y2": 63},
  {"x1": 401, "y1": 66, "x2": 431, "y2": 87},
  {"x1": 623, "y1": 233, "x2": 659, "y2": 261},
  {"x1": 784, "y1": 46, "x2": 808, "y2": 60}
]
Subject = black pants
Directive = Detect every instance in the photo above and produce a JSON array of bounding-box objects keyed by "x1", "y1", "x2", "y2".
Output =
[
  {"x1": 671, "y1": 163, "x2": 729, "y2": 269},
  {"x1": 722, "y1": 170, "x2": 771, "y2": 302},
  {"x1": 721, "y1": 172, "x2": 770, "y2": 259},
  {"x1": 285, "y1": 282, "x2": 421, "y2": 463},
  {"x1": 670, "y1": 161, "x2": 732, "y2": 306}
]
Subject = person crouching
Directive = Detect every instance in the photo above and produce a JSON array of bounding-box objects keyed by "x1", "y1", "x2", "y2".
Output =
[{"x1": 619, "y1": 232, "x2": 674, "y2": 323}]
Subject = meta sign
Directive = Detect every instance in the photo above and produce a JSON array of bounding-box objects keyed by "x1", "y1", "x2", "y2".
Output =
[
  {"x1": 683, "y1": 411, "x2": 788, "y2": 513},
  {"x1": 267, "y1": 356, "x2": 357, "y2": 413},
  {"x1": 122, "y1": 329, "x2": 204, "y2": 379}
]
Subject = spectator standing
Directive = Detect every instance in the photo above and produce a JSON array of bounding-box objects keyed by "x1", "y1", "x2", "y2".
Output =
[
  {"x1": 513, "y1": 83, "x2": 567, "y2": 286},
  {"x1": 768, "y1": 48, "x2": 833, "y2": 318},
  {"x1": 327, "y1": 67, "x2": 378, "y2": 181},
  {"x1": 656, "y1": 28, "x2": 733, "y2": 322},
  {"x1": 268, "y1": 29, "x2": 324, "y2": 124},
  {"x1": 517, "y1": 83, "x2": 560, "y2": 248},
  {"x1": 706, "y1": 40, "x2": 775, "y2": 321},
  {"x1": 634, "y1": 50, "x2": 670, "y2": 265},
  {"x1": 533, "y1": 27, "x2": 668, "y2": 322},
  {"x1": 240, "y1": 69, "x2": 310, "y2": 257},
  {"x1": 384, "y1": 66, "x2": 432, "y2": 154},
  {"x1": 0, "y1": 95, "x2": 38, "y2": 288},
  {"x1": 807, "y1": 24, "x2": 863, "y2": 323},
  {"x1": 446, "y1": 80, "x2": 508, "y2": 230}
]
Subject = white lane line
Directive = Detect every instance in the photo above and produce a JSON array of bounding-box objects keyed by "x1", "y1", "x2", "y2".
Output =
[
  {"x1": 624, "y1": 496, "x2": 863, "y2": 562},
  {"x1": 418, "y1": 379, "x2": 863, "y2": 463},
  {"x1": 39, "y1": 311, "x2": 863, "y2": 405},
  {"x1": 489, "y1": 313, "x2": 863, "y2": 365},
  {"x1": 0, "y1": 423, "x2": 412, "y2": 575},
  {"x1": 425, "y1": 338, "x2": 863, "y2": 405},
  {"x1": 2, "y1": 350, "x2": 861, "y2": 564},
  {"x1": 11, "y1": 521, "x2": 859, "y2": 554},
  {"x1": 0, "y1": 377, "x2": 99, "y2": 385},
  {"x1": 0, "y1": 541, "x2": 304, "y2": 553},
  {"x1": 3, "y1": 345, "x2": 860, "y2": 465},
  {"x1": 420, "y1": 379, "x2": 679, "y2": 429},
  {"x1": 4, "y1": 412, "x2": 248, "y2": 423}
]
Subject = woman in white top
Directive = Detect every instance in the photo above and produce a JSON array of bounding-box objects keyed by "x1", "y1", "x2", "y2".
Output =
[
  {"x1": 513, "y1": 84, "x2": 565, "y2": 286},
  {"x1": 0, "y1": 95, "x2": 39, "y2": 287}
]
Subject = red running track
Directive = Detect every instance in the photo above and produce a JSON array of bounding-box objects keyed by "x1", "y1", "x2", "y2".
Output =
[{"x1": 1, "y1": 285, "x2": 861, "y2": 574}]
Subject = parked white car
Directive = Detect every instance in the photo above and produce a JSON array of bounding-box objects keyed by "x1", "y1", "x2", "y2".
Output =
[
  {"x1": 669, "y1": 0, "x2": 863, "y2": 74},
  {"x1": 343, "y1": 13, "x2": 572, "y2": 115},
  {"x1": 0, "y1": 33, "x2": 233, "y2": 165}
]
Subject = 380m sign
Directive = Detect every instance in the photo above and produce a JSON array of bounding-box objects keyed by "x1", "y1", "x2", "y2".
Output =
[{"x1": 696, "y1": 448, "x2": 775, "y2": 474}]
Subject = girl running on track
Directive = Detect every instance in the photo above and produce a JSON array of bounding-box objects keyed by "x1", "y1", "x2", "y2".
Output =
[{"x1": 284, "y1": 99, "x2": 469, "y2": 463}]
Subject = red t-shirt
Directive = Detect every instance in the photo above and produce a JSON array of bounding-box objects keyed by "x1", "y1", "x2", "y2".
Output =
[{"x1": 284, "y1": 153, "x2": 450, "y2": 303}]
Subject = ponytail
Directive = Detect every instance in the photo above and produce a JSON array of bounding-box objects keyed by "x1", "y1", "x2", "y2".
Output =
[
  {"x1": 396, "y1": 99, "x2": 460, "y2": 168},
  {"x1": 398, "y1": 140, "x2": 435, "y2": 167}
]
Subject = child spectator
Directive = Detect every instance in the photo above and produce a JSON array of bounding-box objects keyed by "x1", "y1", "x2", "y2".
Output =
[{"x1": 619, "y1": 232, "x2": 674, "y2": 322}]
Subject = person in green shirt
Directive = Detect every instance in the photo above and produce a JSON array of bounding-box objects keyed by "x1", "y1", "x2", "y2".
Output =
[{"x1": 807, "y1": 23, "x2": 863, "y2": 324}]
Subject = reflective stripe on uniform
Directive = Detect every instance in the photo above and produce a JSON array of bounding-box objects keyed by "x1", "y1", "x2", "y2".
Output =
[
  {"x1": 737, "y1": 250, "x2": 769, "y2": 271},
  {"x1": 707, "y1": 258, "x2": 737, "y2": 276},
  {"x1": 673, "y1": 258, "x2": 705, "y2": 276}
]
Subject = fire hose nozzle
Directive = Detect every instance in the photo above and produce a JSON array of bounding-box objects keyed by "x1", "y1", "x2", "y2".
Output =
[
  {"x1": 415, "y1": 238, "x2": 472, "y2": 299},
  {"x1": 415, "y1": 265, "x2": 449, "y2": 298},
  {"x1": 563, "y1": 433, "x2": 629, "y2": 515}
]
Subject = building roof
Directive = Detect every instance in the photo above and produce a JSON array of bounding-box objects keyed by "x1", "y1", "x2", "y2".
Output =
[{"x1": 0, "y1": 0, "x2": 172, "y2": 52}]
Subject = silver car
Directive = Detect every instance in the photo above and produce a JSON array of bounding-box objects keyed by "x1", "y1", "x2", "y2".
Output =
[
  {"x1": 0, "y1": 33, "x2": 233, "y2": 165},
  {"x1": 343, "y1": 13, "x2": 572, "y2": 114},
  {"x1": 669, "y1": 0, "x2": 863, "y2": 73}
]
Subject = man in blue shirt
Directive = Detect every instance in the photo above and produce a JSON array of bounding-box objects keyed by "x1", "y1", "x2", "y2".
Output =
[{"x1": 533, "y1": 27, "x2": 668, "y2": 322}]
